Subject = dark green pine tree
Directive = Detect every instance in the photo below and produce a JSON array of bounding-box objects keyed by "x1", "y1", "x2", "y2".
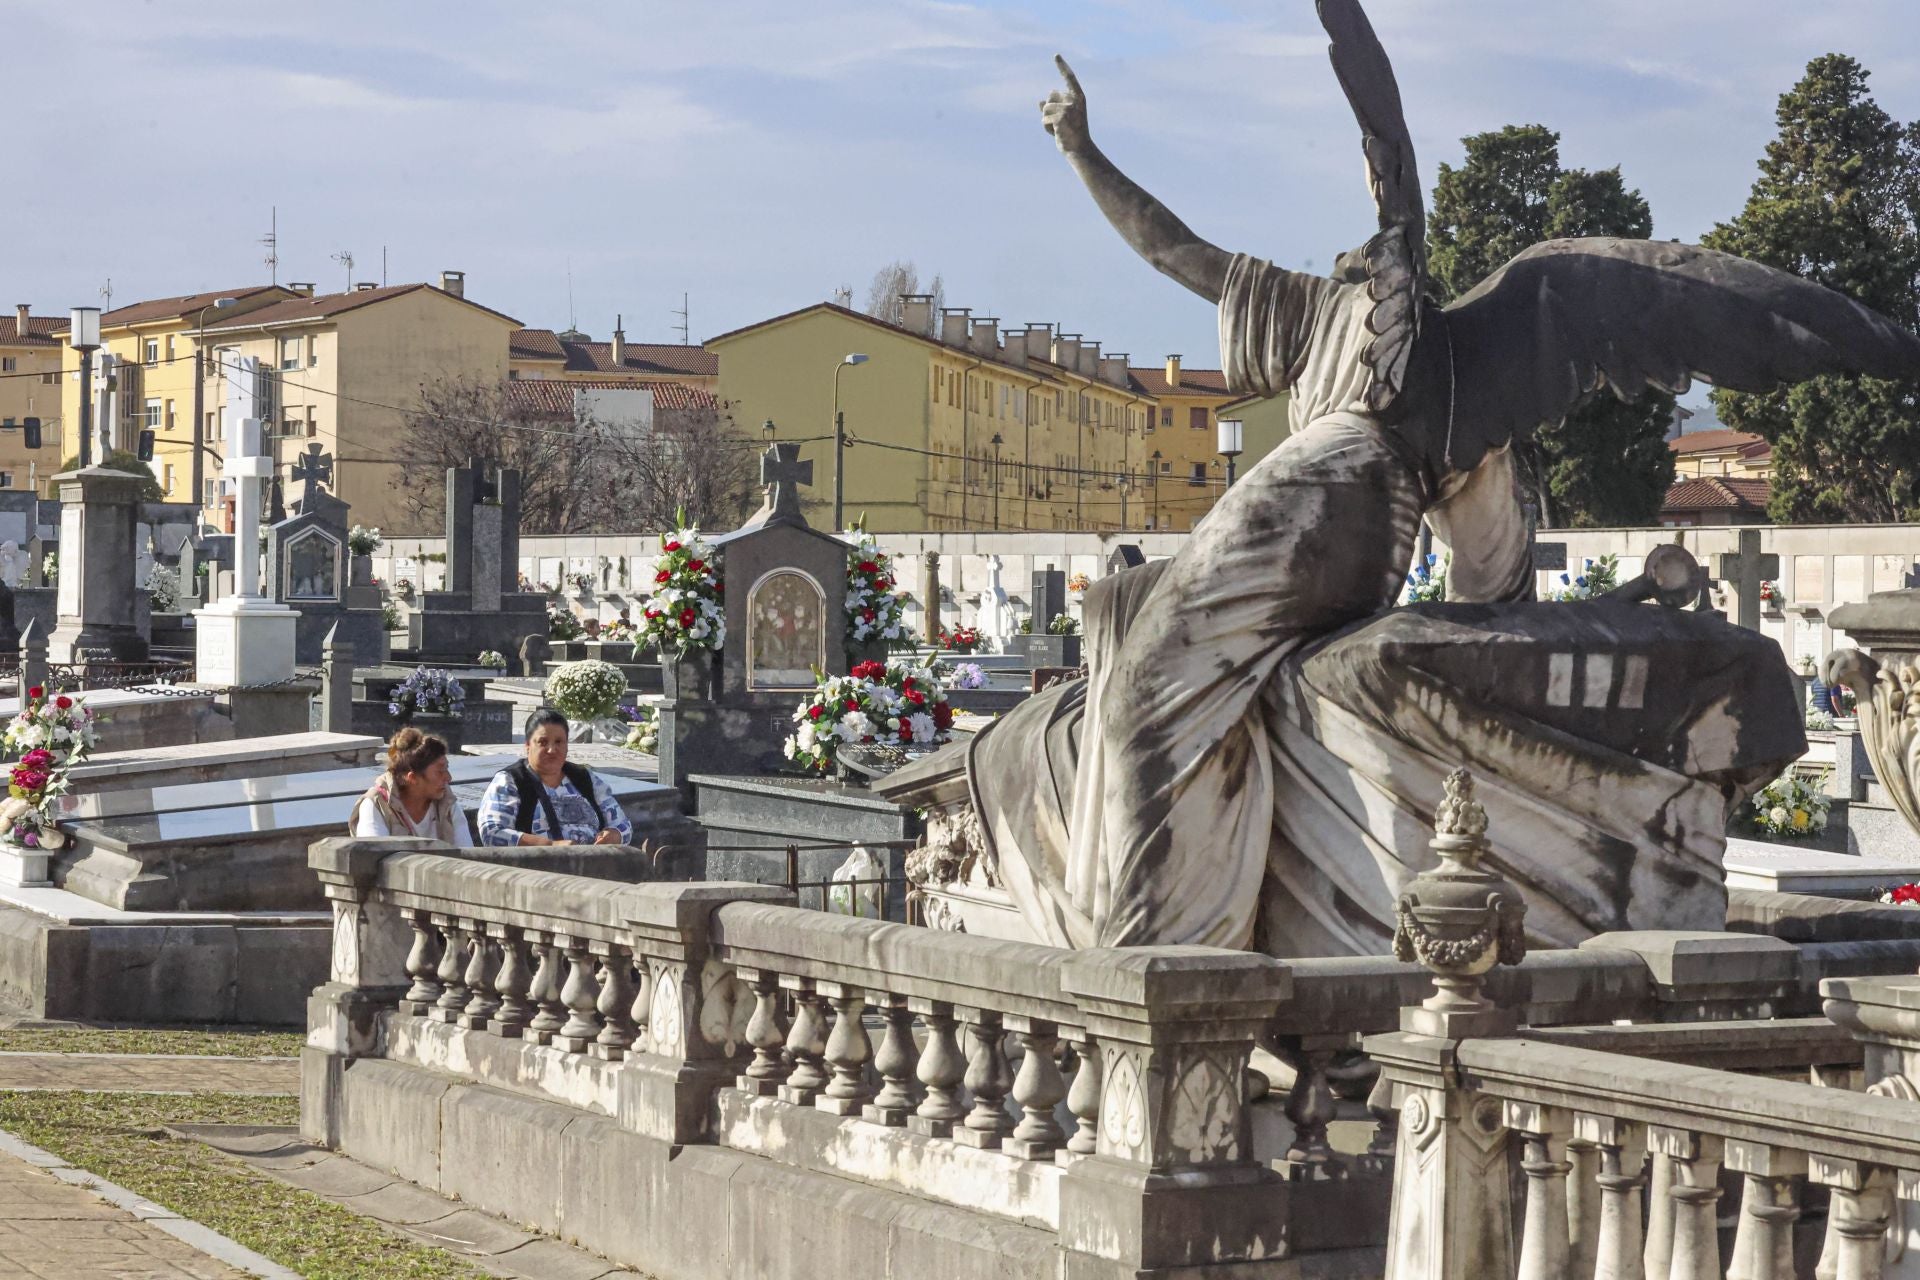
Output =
[
  {"x1": 1703, "y1": 54, "x2": 1920, "y2": 523},
  {"x1": 1427, "y1": 125, "x2": 1677, "y2": 527}
]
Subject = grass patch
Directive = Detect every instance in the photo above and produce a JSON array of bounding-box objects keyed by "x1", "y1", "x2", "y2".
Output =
[
  {"x1": 0, "y1": 1091, "x2": 493, "y2": 1279},
  {"x1": 0, "y1": 1027, "x2": 303, "y2": 1058}
]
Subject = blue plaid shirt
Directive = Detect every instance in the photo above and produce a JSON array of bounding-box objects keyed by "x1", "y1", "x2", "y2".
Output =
[{"x1": 476, "y1": 768, "x2": 633, "y2": 846}]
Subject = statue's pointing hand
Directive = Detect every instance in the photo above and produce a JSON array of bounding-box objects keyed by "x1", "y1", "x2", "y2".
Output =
[{"x1": 1041, "y1": 55, "x2": 1091, "y2": 155}]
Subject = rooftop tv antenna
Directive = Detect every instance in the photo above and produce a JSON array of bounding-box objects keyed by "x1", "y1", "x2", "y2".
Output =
[
  {"x1": 261, "y1": 207, "x2": 279, "y2": 283},
  {"x1": 671, "y1": 292, "x2": 689, "y2": 344},
  {"x1": 98, "y1": 277, "x2": 113, "y2": 309},
  {"x1": 331, "y1": 249, "x2": 355, "y2": 293},
  {"x1": 567, "y1": 259, "x2": 577, "y2": 331}
]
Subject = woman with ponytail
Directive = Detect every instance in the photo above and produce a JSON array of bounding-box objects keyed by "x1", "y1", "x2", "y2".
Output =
[{"x1": 349, "y1": 727, "x2": 476, "y2": 845}]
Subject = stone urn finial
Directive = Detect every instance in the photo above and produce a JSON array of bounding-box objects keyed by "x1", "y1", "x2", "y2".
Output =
[{"x1": 1393, "y1": 768, "x2": 1527, "y2": 1038}]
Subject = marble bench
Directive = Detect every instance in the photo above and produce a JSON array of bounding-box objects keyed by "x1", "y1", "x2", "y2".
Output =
[{"x1": 64, "y1": 731, "x2": 384, "y2": 795}]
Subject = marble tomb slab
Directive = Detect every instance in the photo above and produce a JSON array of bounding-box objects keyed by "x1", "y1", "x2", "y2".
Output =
[
  {"x1": 53, "y1": 753, "x2": 525, "y2": 823},
  {"x1": 65, "y1": 732, "x2": 384, "y2": 795}
]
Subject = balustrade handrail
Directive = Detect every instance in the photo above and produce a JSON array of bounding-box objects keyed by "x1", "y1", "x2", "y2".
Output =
[{"x1": 1452, "y1": 1035, "x2": 1920, "y2": 1174}]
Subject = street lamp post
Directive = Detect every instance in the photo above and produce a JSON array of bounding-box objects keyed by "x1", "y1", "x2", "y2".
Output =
[
  {"x1": 1150, "y1": 449, "x2": 1162, "y2": 529},
  {"x1": 1217, "y1": 418, "x2": 1245, "y2": 489},
  {"x1": 989, "y1": 432, "x2": 1003, "y2": 530},
  {"x1": 1119, "y1": 472, "x2": 1132, "y2": 529},
  {"x1": 192, "y1": 297, "x2": 237, "y2": 524},
  {"x1": 69, "y1": 307, "x2": 101, "y2": 468},
  {"x1": 831, "y1": 353, "x2": 869, "y2": 531}
]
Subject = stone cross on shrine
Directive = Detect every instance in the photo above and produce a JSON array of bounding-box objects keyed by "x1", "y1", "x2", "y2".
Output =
[
  {"x1": 1716, "y1": 527, "x2": 1779, "y2": 632},
  {"x1": 467, "y1": 456, "x2": 500, "y2": 504},
  {"x1": 290, "y1": 443, "x2": 334, "y2": 508},
  {"x1": 757, "y1": 443, "x2": 813, "y2": 527}
]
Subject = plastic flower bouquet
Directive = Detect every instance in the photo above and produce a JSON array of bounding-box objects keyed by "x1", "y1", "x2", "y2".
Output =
[
  {"x1": 548, "y1": 606, "x2": 584, "y2": 641},
  {"x1": 639, "y1": 522, "x2": 725, "y2": 658},
  {"x1": 1750, "y1": 770, "x2": 1830, "y2": 839},
  {"x1": 785, "y1": 660, "x2": 954, "y2": 773},
  {"x1": 348, "y1": 525, "x2": 383, "y2": 556},
  {"x1": 944, "y1": 625, "x2": 981, "y2": 653},
  {"x1": 1067, "y1": 572, "x2": 1092, "y2": 594},
  {"x1": 546, "y1": 659, "x2": 627, "y2": 722},
  {"x1": 943, "y1": 661, "x2": 988, "y2": 690},
  {"x1": 1402, "y1": 552, "x2": 1447, "y2": 604},
  {"x1": 1, "y1": 748, "x2": 68, "y2": 851},
  {"x1": 1547, "y1": 555, "x2": 1620, "y2": 602},
  {"x1": 601, "y1": 617, "x2": 638, "y2": 642},
  {"x1": 1759, "y1": 579, "x2": 1780, "y2": 605},
  {"x1": 846, "y1": 525, "x2": 908, "y2": 649},
  {"x1": 387, "y1": 667, "x2": 465, "y2": 722},
  {"x1": 4, "y1": 686, "x2": 98, "y2": 769},
  {"x1": 1047, "y1": 613, "x2": 1080, "y2": 636},
  {"x1": 1878, "y1": 883, "x2": 1920, "y2": 907},
  {"x1": 476, "y1": 650, "x2": 508, "y2": 669},
  {"x1": 147, "y1": 562, "x2": 180, "y2": 613},
  {"x1": 622, "y1": 706, "x2": 660, "y2": 755}
]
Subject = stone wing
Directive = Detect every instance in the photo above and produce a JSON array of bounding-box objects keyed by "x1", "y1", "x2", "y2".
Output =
[
  {"x1": 1440, "y1": 237, "x2": 1920, "y2": 473},
  {"x1": 1318, "y1": 0, "x2": 1426, "y2": 412}
]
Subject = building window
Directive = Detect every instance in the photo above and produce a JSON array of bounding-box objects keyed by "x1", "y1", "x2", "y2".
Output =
[
  {"x1": 163, "y1": 464, "x2": 175, "y2": 494},
  {"x1": 144, "y1": 398, "x2": 162, "y2": 430},
  {"x1": 1161, "y1": 407, "x2": 1173, "y2": 427},
  {"x1": 203, "y1": 478, "x2": 219, "y2": 508},
  {"x1": 280, "y1": 337, "x2": 302, "y2": 371},
  {"x1": 41, "y1": 372, "x2": 57, "y2": 384},
  {"x1": 307, "y1": 335, "x2": 318, "y2": 367},
  {"x1": 165, "y1": 335, "x2": 175, "y2": 362},
  {"x1": 1190, "y1": 406, "x2": 1208, "y2": 430},
  {"x1": 143, "y1": 339, "x2": 159, "y2": 367},
  {"x1": 164, "y1": 399, "x2": 175, "y2": 431},
  {"x1": 1189, "y1": 462, "x2": 1207, "y2": 486},
  {"x1": 0, "y1": 358, "x2": 14, "y2": 373},
  {"x1": 280, "y1": 416, "x2": 305, "y2": 439},
  {"x1": 0, "y1": 472, "x2": 13, "y2": 490}
]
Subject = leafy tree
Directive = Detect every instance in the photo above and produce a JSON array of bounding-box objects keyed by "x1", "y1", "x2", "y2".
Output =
[
  {"x1": 1703, "y1": 54, "x2": 1920, "y2": 523},
  {"x1": 1428, "y1": 126, "x2": 1677, "y2": 526},
  {"x1": 58, "y1": 449, "x2": 164, "y2": 500}
]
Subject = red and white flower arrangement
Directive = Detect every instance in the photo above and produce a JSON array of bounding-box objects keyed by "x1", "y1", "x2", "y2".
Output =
[
  {"x1": 0, "y1": 687, "x2": 96, "y2": 850},
  {"x1": 639, "y1": 520, "x2": 725, "y2": 657},
  {"x1": 1758, "y1": 579, "x2": 1780, "y2": 605},
  {"x1": 941, "y1": 624, "x2": 981, "y2": 653},
  {"x1": 1878, "y1": 883, "x2": 1920, "y2": 907},
  {"x1": 784, "y1": 660, "x2": 954, "y2": 773},
  {"x1": 846, "y1": 526, "x2": 908, "y2": 649}
]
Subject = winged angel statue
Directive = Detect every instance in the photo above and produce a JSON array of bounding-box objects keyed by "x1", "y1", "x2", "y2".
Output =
[{"x1": 887, "y1": 0, "x2": 1920, "y2": 957}]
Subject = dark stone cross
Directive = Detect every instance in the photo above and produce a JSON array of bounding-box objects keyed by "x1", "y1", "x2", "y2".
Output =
[
  {"x1": 1716, "y1": 527, "x2": 1780, "y2": 632},
  {"x1": 465, "y1": 456, "x2": 500, "y2": 504},
  {"x1": 760, "y1": 443, "x2": 813, "y2": 523},
  {"x1": 290, "y1": 443, "x2": 334, "y2": 506}
]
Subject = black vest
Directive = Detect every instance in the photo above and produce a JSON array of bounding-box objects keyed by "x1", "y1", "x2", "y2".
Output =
[{"x1": 505, "y1": 759, "x2": 598, "y2": 835}]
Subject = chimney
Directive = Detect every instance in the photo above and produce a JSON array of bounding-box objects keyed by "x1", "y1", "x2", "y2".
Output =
[
  {"x1": 939, "y1": 308, "x2": 972, "y2": 348},
  {"x1": 289, "y1": 282, "x2": 316, "y2": 298},
  {"x1": 998, "y1": 334, "x2": 1027, "y2": 369},
  {"x1": 13, "y1": 304, "x2": 25, "y2": 337},
  {"x1": 1024, "y1": 323, "x2": 1051, "y2": 362},
  {"x1": 898, "y1": 293, "x2": 934, "y2": 336},
  {"x1": 438, "y1": 270, "x2": 465, "y2": 298},
  {"x1": 1078, "y1": 340, "x2": 1100, "y2": 379},
  {"x1": 1101, "y1": 352, "x2": 1128, "y2": 388},
  {"x1": 355, "y1": 282, "x2": 378, "y2": 292},
  {"x1": 1053, "y1": 332, "x2": 1081, "y2": 369},
  {"x1": 1165, "y1": 354, "x2": 1182, "y2": 388},
  {"x1": 611, "y1": 314, "x2": 627, "y2": 366},
  {"x1": 970, "y1": 316, "x2": 999, "y2": 358}
]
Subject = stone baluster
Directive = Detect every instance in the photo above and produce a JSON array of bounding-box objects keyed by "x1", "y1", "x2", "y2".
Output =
[
  {"x1": 1004, "y1": 1018, "x2": 1067, "y2": 1160},
  {"x1": 862, "y1": 993, "x2": 918, "y2": 1127},
  {"x1": 779, "y1": 978, "x2": 829, "y2": 1105},
  {"x1": 553, "y1": 936, "x2": 603, "y2": 1052},
  {"x1": 1565, "y1": 1134, "x2": 1601, "y2": 1279},
  {"x1": 736, "y1": 968, "x2": 789, "y2": 1096},
  {"x1": 526, "y1": 937, "x2": 567, "y2": 1044},
  {"x1": 1575, "y1": 1114, "x2": 1645, "y2": 1280},
  {"x1": 954, "y1": 1008, "x2": 1016, "y2": 1150},
  {"x1": 1359, "y1": 1088, "x2": 1398, "y2": 1177},
  {"x1": 816, "y1": 983, "x2": 873, "y2": 1116},
  {"x1": 629, "y1": 955, "x2": 653, "y2": 1054},
  {"x1": 907, "y1": 998, "x2": 968, "y2": 1139},
  {"x1": 432, "y1": 918, "x2": 468, "y2": 1022},
  {"x1": 1725, "y1": 1141, "x2": 1804, "y2": 1280},
  {"x1": 591, "y1": 944, "x2": 637, "y2": 1060},
  {"x1": 1649, "y1": 1127, "x2": 1722, "y2": 1280},
  {"x1": 1063, "y1": 1032, "x2": 1101, "y2": 1157},
  {"x1": 1813, "y1": 1158, "x2": 1894, "y2": 1280},
  {"x1": 399, "y1": 909, "x2": 442, "y2": 1016},
  {"x1": 458, "y1": 925, "x2": 500, "y2": 1029},
  {"x1": 1284, "y1": 1042, "x2": 1342, "y2": 1181},
  {"x1": 1505, "y1": 1102, "x2": 1572, "y2": 1280},
  {"x1": 488, "y1": 926, "x2": 533, "y2": 1038},
  {"x1": 1644, "y1": 1149, "x2": 1676, "y2": 1280}
]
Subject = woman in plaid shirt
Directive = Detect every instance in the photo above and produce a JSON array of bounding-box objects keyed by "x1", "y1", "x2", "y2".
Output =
[{"x1": 476, "y1": 709, "x2": 633, "y2": 847}]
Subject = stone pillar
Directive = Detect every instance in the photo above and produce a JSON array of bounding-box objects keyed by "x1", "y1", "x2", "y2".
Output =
[
  {"x1": 920, "y1": 551, "x2": 940, "y2": 637},
  {"x1": 17, "y1": 619, "x2": 46, "y2": 703},
  {"x1": 194, "y1": 421, "x2": 296, "y2": 687},
  {"x1": 1056, "y1": 945, "x2": 1292, "y2": 1274},
  {"x1": 319, "y1": 623, "x2": 355, "y2": 734},
  {"x1": 46, "y1": 467, "x2": 150, "y2": 664}
]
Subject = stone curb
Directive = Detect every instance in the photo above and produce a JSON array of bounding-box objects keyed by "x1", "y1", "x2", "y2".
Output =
[{"x1": 0, "y1": 1124, "x2": 302, "y2": 1280}]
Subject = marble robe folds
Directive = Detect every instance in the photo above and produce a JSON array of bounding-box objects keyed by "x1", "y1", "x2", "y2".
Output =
[{"x1": 962, "y1": 255, "x2": 1801, "y2": 956}]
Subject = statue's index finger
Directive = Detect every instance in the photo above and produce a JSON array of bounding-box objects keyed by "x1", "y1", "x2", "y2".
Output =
[{"x1": 1053, "y1": 54, "x2": 1083, "y2": 97}]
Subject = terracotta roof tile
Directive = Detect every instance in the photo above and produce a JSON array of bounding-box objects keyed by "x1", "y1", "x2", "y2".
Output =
[
  {"x1": 1661, "y1": 476, "x2": 1771, "y2": 512},
  {"x1": 201, "y1": 284, "x2": 519, "y2": 332},
  {"x1": 0, "y1": 317, "x2": 65, "y2": 347},
  {"x1": 1669, "y1": 428, "x2": 1767, "y2": 455},
  {"x1": 562, "y1": 341, "x2": 717, "y2": 377},
  {"x1": 510, "y1": 328, "x2": 567, "y2": 361},
  {"x1": 1127, "y1": 367, "x2": 1231, "y2": 397},
  {"x1": 86, "y1": 285, "x2": 291, "y2": 330},
  {"x1": 506, "y1": 378, "x2": 721, "y2": 418}
]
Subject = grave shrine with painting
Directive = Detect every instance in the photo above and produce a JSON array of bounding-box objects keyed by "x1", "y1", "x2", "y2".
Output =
[{"x1": 266, "y1": 443, "x2": 388, "y2": 665}]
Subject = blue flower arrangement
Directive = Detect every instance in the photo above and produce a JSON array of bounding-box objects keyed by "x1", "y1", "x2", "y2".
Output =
[
  {"x1": 1401, "y1": 552, "x2": 1447, "y2": 604},
  {"x1": 387, "y1": 667, "x2": 466, "y2": 721}
]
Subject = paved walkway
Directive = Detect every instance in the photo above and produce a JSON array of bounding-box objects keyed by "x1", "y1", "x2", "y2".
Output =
[
  {"x1": 0, "y1": 1137, "x2": 270, "y2": 1279},
  {"x1": 0, "y1": 1052, "x2": 298, "y2": 1096}
]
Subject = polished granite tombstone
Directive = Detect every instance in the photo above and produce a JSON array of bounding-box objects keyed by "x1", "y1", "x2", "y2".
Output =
[
  {"x1": 65, "y1": 732, "x2": 383, "y2": 796},
  {"x1": 54, "y1": 766, "x2": 705, "y2": 911},
  {"x1": 51, "y1": 753, "x2": 522, "y2": 824}
]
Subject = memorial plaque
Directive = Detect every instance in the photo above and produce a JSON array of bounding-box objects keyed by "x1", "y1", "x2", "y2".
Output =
[
  {"x1": 1833, "y1": 555, "x2": 1866, "y2": 607},
  {"x1": 1792, "y1": 555, "x2": 1826, "y2": 605},
  {"x1": 282, "y1": 528, "x2": 341, "y2": 602},
  {"x1": 1875, "y1": 555, "x2": 1911, "y2": 593},
  {"x1": 747, "y1": 570, "x2": 825, "y2": 689}
]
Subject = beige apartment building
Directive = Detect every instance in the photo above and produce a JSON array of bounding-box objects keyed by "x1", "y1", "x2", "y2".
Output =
[{"x1": 0, "y1": 304, "x2": 68, "y2": 494}]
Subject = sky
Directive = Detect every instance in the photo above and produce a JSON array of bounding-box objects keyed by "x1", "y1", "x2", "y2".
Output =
[{"x1": 5, "y1": 0, "x2": 1917, "y2": 402}]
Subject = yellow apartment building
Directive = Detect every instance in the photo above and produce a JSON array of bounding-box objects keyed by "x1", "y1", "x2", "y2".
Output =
[
  {"x1": 708, "y1": 297, "x2": 1245, "y2": 533},
  {"x1": 56, "y1": 285, "x2": 297, "y2": 503},
  {"x1": 193, "y1": 275, "x2": 521, "y2": 534},
  {"x1": 509, "y1": 322, "x2": 717, "y2": 390},
  {"x1": 0, "y1": 304, "x2": 68, "y2": 494},
  {"x1": 1669, "y1": 428, "x2": 1772, "y2": 481},
  {"x1": 1124, "y1": 356, "x2": 1287, "y2": 533}
]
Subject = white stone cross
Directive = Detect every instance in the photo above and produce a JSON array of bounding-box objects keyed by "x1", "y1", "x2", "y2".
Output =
[{"x1": 223, "y1": 357, "x2": 274, "y2": 601}]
